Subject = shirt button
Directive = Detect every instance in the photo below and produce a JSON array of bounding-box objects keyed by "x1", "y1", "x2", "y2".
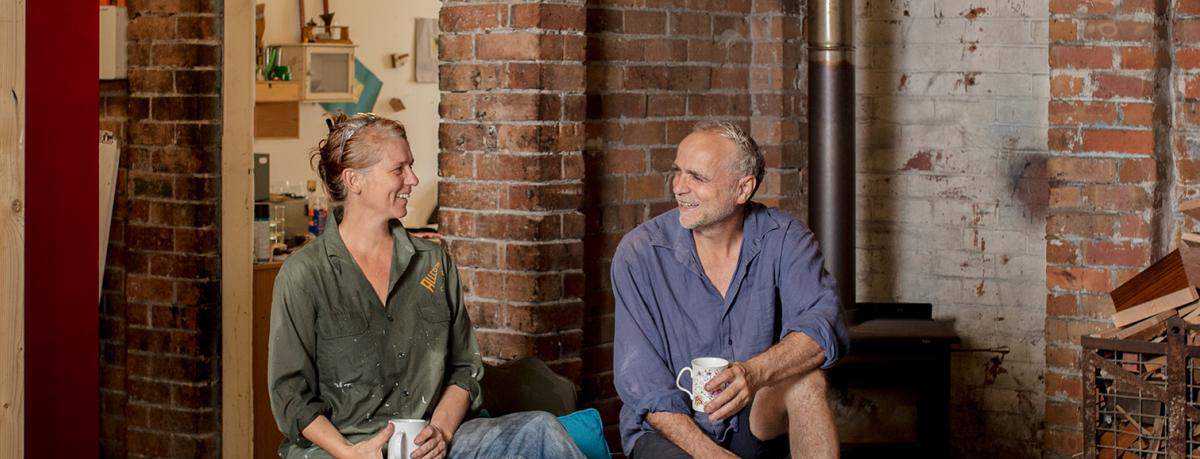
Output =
[
  {"x1": 403, "y1": 390, "x2": 410, "y2": 396},
  {"x1": 400, "y1": 353, "x2": 406, "y2": 358},
  {"x1": 387, "y1": 316, "x2": 395, "y2": 322}
]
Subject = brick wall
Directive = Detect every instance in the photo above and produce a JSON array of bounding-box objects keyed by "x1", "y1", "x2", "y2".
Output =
[
  {"x1": 437, "y1": 1, "x2": 589, "y2": 380},
  {"x1": 101, "y1": 0, "x2": 225, "y2": 457},
  {"x1": 1045, "y1": 0, "x2": 1180, "y2": 456},
  {"x1": 855, "y1": 0, "x2": 1050, "y2": 456}
]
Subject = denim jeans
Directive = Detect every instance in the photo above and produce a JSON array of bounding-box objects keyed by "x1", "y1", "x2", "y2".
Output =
[
  {"x1": 284, "y1": 411, "x2": 584, "y2": 459},
  {"x1": 448, "y1": 411, "x2": 585, "y2": 459}
]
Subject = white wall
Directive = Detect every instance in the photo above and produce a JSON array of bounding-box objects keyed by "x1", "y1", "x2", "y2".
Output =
[
  {"x1": 854, "y1": 0, "x2": 1049, "y2": 456},
  {"x1": 255, "y1": 0, "x2": 442, "y2": 228}
]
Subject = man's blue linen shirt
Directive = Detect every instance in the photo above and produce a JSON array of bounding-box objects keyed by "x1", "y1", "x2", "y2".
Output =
[{"x1": 611, "y1": 202, "x2": 850, "y2": 454}]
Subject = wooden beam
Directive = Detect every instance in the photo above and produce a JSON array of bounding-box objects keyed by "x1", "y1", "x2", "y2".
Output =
[
  {"x1": 223, "y1": 0, "x2": 255, "y2": 457},
  {"x1": 0, "y1": 0, "x2": 23, "y2": 457},
  {"x1": 1112, "y1": 287, "x2": 1199, "y2": 327}
]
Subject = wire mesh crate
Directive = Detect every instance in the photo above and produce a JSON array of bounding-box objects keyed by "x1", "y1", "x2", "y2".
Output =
[{"x1": 1082, "y1": 318, "x2": 1200, "y2": 458}]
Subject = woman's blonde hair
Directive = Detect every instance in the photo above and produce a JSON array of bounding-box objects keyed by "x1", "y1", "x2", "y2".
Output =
[{"x1": 310, "y1": 113, "x2": 409, "y2": 202}]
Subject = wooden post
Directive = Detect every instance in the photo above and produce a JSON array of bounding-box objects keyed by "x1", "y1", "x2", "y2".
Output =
[
  {"x1": 0, "y1": 0, "x2": 23, "y2": 457},
  {"x1": 223, "y1": 0, "x2": 255, "y2": 457}
]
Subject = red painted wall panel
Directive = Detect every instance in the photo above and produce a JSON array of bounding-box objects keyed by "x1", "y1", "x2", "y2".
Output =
[{"x1": 25, "y1": 2, "x2": 99, "y2": 457}]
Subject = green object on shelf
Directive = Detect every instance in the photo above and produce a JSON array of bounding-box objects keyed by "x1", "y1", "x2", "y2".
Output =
[
  {"x1": 262, "y1": 46, "x2": 279, "y2": 81},
  {"x1": 273, "y1": 65, "x2": 292, "y2": 81}
]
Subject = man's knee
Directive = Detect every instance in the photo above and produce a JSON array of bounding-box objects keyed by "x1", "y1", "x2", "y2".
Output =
[{"x1": 781, "y1": 369, "x2": 828, "y2": 408}]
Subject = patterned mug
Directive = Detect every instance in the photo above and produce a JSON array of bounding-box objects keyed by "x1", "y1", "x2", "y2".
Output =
[{"x1": 675, "y1": 357, "x2": 730, "y2": 412}]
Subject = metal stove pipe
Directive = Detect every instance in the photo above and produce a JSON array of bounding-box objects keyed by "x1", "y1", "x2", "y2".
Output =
[{"x1": 807, "y1": 0, "x2": 856, "y2": 323}]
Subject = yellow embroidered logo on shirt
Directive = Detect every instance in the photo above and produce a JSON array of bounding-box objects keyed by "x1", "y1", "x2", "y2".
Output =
[{"x1": 420, "y1": 260, "x2": 442, "y2": 293}]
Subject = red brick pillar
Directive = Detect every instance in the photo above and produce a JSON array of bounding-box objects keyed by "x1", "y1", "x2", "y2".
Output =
[
  {"x1": 438, "y1": 1, "x2": 587, "y2": 381},
  {"x1": 749, "y1": 1, "x2": 806, "y2": 217},
  {"x1": 1046, "y1": 0, "x2": 1161, "y2": 456},
  {"x1": 117, "y1": 0, "x2": 223, "y2": 457}
]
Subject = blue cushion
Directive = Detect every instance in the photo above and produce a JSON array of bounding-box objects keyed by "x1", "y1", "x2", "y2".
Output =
[{"x1": 558, "y1": 408, "x2": 611, "y2": 459}]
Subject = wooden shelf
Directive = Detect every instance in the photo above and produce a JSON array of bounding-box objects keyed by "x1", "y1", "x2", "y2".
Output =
[{"x1": 255, "y1": 81, "x2": 300, "y2": 103}]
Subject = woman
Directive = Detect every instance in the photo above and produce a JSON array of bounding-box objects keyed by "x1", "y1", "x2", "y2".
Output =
[{"x1": 268, "y1": 113, "x2": 584, "y2": 459}]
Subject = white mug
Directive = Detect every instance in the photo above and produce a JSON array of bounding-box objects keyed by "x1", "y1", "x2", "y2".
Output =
[
  {"x1": 675, "y1": 357, "x2": 730, "y2": 412},
  {"x1": 387, "y1": 419, "x2": 429, "y2": 459}
]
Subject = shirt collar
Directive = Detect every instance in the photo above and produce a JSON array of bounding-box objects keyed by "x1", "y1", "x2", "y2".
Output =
[
  {"x1": 648, "y1": 201, "x2": 780, "y2": 276},
  {"x1": 321, "y1": 206, "x2": 418, "y2": 298}
]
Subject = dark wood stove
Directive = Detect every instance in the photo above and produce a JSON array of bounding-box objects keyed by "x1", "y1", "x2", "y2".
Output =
[{"x1": 828, "y1": 302, "x2": 960, "y2": 458}]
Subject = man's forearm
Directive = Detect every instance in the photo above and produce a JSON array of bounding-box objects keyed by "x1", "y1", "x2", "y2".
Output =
[
  {"x1": 744, "y1": 331, "x2": 826, "y2": 387},
  {"x1": 646, "y1": 412, "x2": 732, "y2": 458}
]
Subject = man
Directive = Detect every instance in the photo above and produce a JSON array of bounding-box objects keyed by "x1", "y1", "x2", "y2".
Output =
[{"x1": 612, "y1": 122, "x2": 850, "y2": 459}]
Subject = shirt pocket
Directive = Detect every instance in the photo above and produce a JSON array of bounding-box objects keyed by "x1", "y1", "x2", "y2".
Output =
[
  {"x1": 416, "y1": 294, "x2": 451, "y2": 356},
  {"x1": 316, "y1": 312, "x2": 373, "y2": 384},
  {"x1": 417, "y1": 295, "x2": 451, "y2": 324},
  {"x1": 317, "y1": 312, "x2": 370, "y2": 339}
]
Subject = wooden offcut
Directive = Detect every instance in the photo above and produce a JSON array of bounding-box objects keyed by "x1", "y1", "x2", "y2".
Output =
[
  {"x1": 1183, "y1": 232, "x2": 1200, "y2": 245},
  {"x1": 1112, "y1": 287, "x2": 1199, "y2": 327},
  {"x1": 1185, "y1": 304, "x2": 1200, "y2": 324},
  {"x1": 1098, "y1": 308, "x2": 1179, "y2": 340},
  {"x1": 1110, "y1": 245, "x2": 1200, "y2": 312},
  {"x1": 1182, "y1": 199, "x2": 1200, "y2": 220}
]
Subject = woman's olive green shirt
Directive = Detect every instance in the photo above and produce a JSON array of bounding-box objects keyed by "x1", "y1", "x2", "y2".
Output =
[{"x1": 267, "y1": 213, "x2": 483, "y2": 456}]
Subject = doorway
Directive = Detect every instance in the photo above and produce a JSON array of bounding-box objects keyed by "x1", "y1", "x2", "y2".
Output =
[{"x1": 224, "y1": 1, "x2": 445, "y2": 457}]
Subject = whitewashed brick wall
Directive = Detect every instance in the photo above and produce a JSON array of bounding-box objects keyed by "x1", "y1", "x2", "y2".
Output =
[{"x1": 854, "y1": 0, "x2": 1049, "y2": 455}]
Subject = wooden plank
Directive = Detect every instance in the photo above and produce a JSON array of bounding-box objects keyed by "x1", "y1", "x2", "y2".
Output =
[
  {"x1": 1124, "y1": 303, "x2": 1199, "y2": 341},
  {"x1": 1183, "y1": 232, "x2": 1200, "y2": 246},
  {"x1": 1097, "y1": 308, "x2": 1179, "y2": 340},
  {"x1": 0, "y1": 0, "x2": 23, "y2": 458},
  {"x1": 1111, "y1": 246, "x2": 1200, "y2": 312},
  {"x1": 1184, "y1": 304, "x2": 1200, "y2": 324},
  {"x1": 1112, "y1": 287, "x2": 1199, "y2": 327},
  {"x1": 1183, "y1": 199, "x2": 1200, "y2": 221},
  {"x1": 223, "y1": 0, "x2": 255, "y2": 458}
]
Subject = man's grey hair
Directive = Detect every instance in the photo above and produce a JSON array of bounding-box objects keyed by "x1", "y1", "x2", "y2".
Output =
[{"x1": 693, "y1": 121, "x2": 764, "y2": 197}]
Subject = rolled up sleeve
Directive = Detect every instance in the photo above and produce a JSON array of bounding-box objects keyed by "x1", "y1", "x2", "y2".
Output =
[
  {"x1": 442, "y1": 254, "x2": 484, "y2": 411},
  {"x1": 267, "y1": 265, "x2": 330, "y2": 447},
  {"x1": 612, "y1": 246, "x2": 690, "y2": 437},
  {"x1": 777, "y1": 224, "x2": 850, "y2": 369}
]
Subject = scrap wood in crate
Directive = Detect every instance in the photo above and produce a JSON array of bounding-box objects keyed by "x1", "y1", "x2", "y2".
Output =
[
  {"x1": 1099, "y1": 245, "x2": 1200, "y2": 342},
  {"x1": 1082, "y1": 318, "x2": 1200, "y2": 458}
]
